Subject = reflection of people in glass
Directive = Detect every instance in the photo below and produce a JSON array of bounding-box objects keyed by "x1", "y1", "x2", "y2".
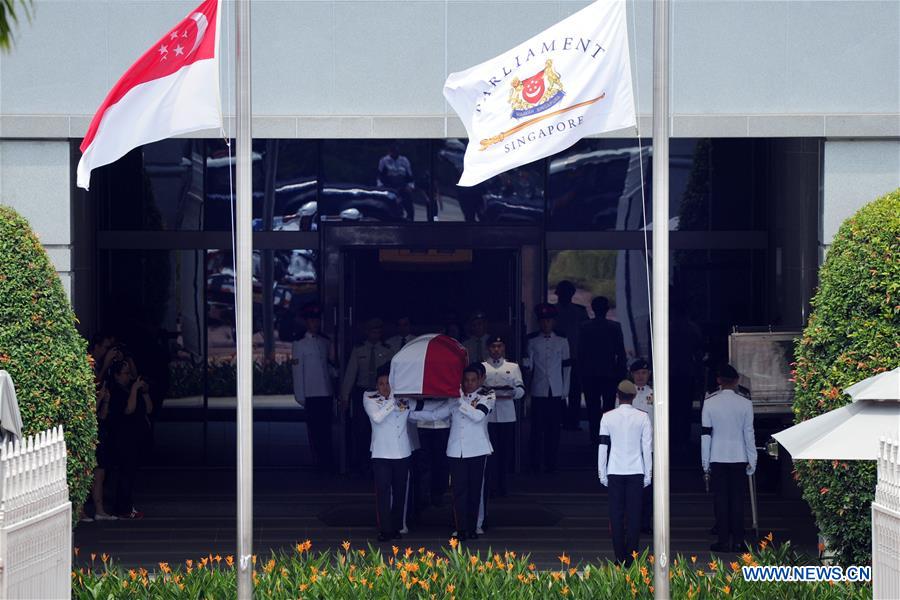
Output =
[
  {"x1": 377, "y1": 145, "x2": 415, "y2": 220},
  {"x1": 553, "y1": 281, "x2": 589, "y2": 431},
  {"x1": 579, "y1": 296, "x2": 627, "y2": 449}
]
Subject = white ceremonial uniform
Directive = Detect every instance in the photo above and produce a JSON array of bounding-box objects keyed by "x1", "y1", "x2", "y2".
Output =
[
  {"x1": 616, "y1": 385, "x2": 654, "y2": 428},
  {"x1": 291, "y1": 332, "x2": 333, "y2": 407},
  {"x1": 597, "y1": 404, "x2": 652, "y2": 485},
  {"x1": 483, "y1": 358, "x2": 525, "y2": 423},
  {"x1": 463, "y1": 334, "x2": 491, "y2": 364},
  {"x1": 363, "y1": 392, "x2": 416, "y2": 459},
  {"x1": 701, "y1": 389, "x2": 756, "y2": 471},
  {"x1": 415, "y1": 392, "x2": 495, "y2": 458},
  {"x1": 523, "y1": 332, "x2": 571, "y2": 398}
]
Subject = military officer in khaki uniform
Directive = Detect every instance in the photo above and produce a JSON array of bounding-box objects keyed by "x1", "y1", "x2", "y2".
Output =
[{"x1": 341, "y1": 318, "x2": 394, "y2": 473}]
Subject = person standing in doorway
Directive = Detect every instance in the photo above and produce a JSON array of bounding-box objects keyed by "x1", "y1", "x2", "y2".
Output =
[
  {"x1": 386, "y1": 315, "x2": 415, "y2": 354},
  {"x1": 341, "y1": 318, "x2": 394, "y2": 474},
  {"x1": 598, "y1": 380, "x2": 652, "y2": 566},
  {"x1": 463, "y1": 310, "x2": 490, "y2": 364},
  {"x1": 482, "y1": 335, "x2": 524, "y2": 497},
  {"x1": 627, "y1": 358, "x2": 654, "y2": 533},
  {"x1": 553, "y1": 281, "x2": 589, "y2": 431},
  {"x1": 579, "y1": 296, "x2": 627, "y2": 449},
  {"x1": 291, "y1": 302, "x2": 336, "y2": 473},
  {"x1": 701, "y1": 364, "x2": 757, "y2": 552},
  {"x1": 523, "y1": 303, "x2": 571, "y2": 473}
]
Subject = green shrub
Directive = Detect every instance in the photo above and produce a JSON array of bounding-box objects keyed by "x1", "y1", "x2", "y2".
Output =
[
  {"x1": 72, "y1": 535, "x2": 870, "y2": 599},
  {"x1": 0, "y1": 206, "x2": 97, "y2": 517},
  {"x1": 792, "y1": 189, "x2": 900, "y2": 566}
]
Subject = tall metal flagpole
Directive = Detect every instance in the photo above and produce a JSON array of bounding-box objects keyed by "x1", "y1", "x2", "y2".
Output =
[
  {"x1": 651, "y1": 0, "x2": 670, "y2": 598},
  {"x1": 234, "y1": 0, "x2": 254, "y2": 597}
]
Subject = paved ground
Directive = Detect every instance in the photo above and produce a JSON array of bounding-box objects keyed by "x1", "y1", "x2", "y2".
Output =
[{"x1": 74, "y1": 463, "x2": 818, "y2": 571}]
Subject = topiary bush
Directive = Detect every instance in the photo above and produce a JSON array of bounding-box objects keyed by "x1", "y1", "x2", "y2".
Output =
[
  {"x1": 792, "y1": 188, "x2": 900, "y2": 566},
  {"x1": 0, "y1": 205, "x2": 97, "y2": 518}
]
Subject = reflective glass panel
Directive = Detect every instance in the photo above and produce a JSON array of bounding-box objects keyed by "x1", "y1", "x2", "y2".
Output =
[
  {"x1": 433, "y1": 139, "x2": 545, "y2": 223},
  {"x1": 320, "y1": 140, "x2": 430, "y2": 222}
]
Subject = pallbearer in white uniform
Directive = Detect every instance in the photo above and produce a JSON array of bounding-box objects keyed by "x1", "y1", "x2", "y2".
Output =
[
  {"x1": 364, "y1": 365, "x2": 439, "y2": 542},
  {"x1": 616, "y1": 358, "x2": 654, "y2": 533},
  {"x1": 701, "y1": 363, "x2": 757, "y2": 552},
  {"x1": 598, "y1": 380, "x2": 652, "y2": 566},
  {"x1": 476, "y1": 335, "x2": 524, "y2": 532},
  {"x1": 412, "y1": 364, "x2": 494, "y2": 541}
]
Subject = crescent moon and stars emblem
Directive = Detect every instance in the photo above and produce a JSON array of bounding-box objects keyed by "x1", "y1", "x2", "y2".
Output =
[{"x1": 157, "y1": 12, "x2": 209, "y2": 63}]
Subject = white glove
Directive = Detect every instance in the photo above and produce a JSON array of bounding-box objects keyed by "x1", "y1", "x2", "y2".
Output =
[
  {"x1": 643, "y1": 476, "x2": 651, "y2": 488},
  {"x1": 702, "y1": 463, "x2": 710, "y2": 474},
  {"x1": 746, "y1": 464, "x2": 756, "y2": 476},
  {"x1": 599, "y1": 476, "x2": 608, "y2": 487}
]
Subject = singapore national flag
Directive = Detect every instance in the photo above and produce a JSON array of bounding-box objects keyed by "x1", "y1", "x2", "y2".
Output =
[{"x1": 77, "y1": 0, "x2": 221, "y2": 190}]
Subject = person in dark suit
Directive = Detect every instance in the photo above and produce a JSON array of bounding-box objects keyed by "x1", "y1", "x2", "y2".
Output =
[{"x1": 578, "y1": 296, "x2": 627, "y2": 448}]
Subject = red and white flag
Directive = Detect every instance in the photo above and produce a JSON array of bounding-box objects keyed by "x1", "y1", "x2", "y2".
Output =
[
  {"x1": 389, "y1": 334, "x2": 468, "y2": 397},
  {"x1": 77, "y1": 0, "x2": 221, "y2": 190}
]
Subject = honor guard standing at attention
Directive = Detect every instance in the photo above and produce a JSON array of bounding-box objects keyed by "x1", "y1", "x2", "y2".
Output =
[
  {"x1": 341, "y1": 318, "x2": 394, "y2": 473},
  {"x1": 386, "y1": 315, "x2": 415, "y2": 354},
  {"x1": 463, "y1": 310, "x2": 490, "y2": 364},
  {"x1": 290, "y1": 302, "x2": 336, "y2": 472},
  {"x1": 364, "y1": 366, "x2": 438, "y2": 542},
  {"x1": 626, "y1": 358, "x2": 654, "y2": 533},
  {"x1": 701, "y1": 363, "x2": 757, "y2": 552},
  {"x1": 598, "y1": 380, "x2": 652, "y2": 566},
  {"x1": 523, "y1": 303, "x2": 571, "y2": 473},
  {"x1": 413, "y1": 365, "x2": 494, "y2": 541},
  {"x1": 482, "y1": 335, "x2": 524, "y2": 497}
]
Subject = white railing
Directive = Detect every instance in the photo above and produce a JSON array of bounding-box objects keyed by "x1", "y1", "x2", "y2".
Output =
[
  {"x1": 0, "y1": 426, "x2": 71, "y2": 600},
  {"x1": 873, "y1": 437, "x2": 900, "y2": 599}
]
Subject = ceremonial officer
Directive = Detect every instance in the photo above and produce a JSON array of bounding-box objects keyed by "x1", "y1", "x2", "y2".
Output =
[
  {"x1": 553, "y1": 281, "x2": 589, "y2": 431},
  {"x1": 386, "y1": 315, "x2": 415, "y2": 354},
  {"x1": 341, "y1": 318, "x2": 394, "y2": 473},
  {"x1": 626, "y1": 358, "x2": 654, "y2": 533},
  {"x1": 463, "y1": 310, "x2": 490, "y2": 364},
  {"x1": 523, "y1": 303, "x2": 571, "y2": 473},
  {"x1": 482, "y1": 335, "x2": 524, "y2": 497},
  {"x1": 701, "y1": 363, "x2": 757, "y2": 552},
  {"x1": 290, "y1": 302, "x2": 336, "y2": 472},
  {"x1": 598, "y1": 380, "x2": 652, "y2": 566},
  {"x1": 364, "y1": 365, "x2": 438, "y2": 541},
  {"x1": 412, "y1": 365, "x2": 494, "y2": 541}
]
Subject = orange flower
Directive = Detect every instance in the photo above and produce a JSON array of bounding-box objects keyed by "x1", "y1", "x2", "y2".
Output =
[
  {"x1": 741, "y1": 553, "x2": 753, "y2": 565},
  {"x1": 342, "y1": 540, "x2": 351, "y2": 552},
  {"x1": 158, "y1": 562, "x2": 171, "y2": 574},
  {"x1": 214, "y1": 554, "x2": 222, "y2": 564},
  {"x1": 405, "y1": 547, "x2": 413, "y2": 559},
  {"x1": 470, "y1": 555, "x2": 479, "y2": 566},
  {"x1": 558, "y1": 553, "x2": 571, "y2": 566},
  {"x1": 640, "y1": 566, "x2": 648, "y2": 578},
  {"x1": 722, "y1": 585, "x2": 732, "y2": 595},
  {"x1": 299, "y1": 583, "x2": 309, "y2": 591},
  {"x1": 185, "y1": 559, "x2": 193, "y2": 568},
  {"x1": 691, "y1": 555, "x2": 697, "y2": 564},
  {"x1": 649, "y1": 554, "x2": 655, "y2": 565},
  {"x1": 358, "y1": 549, "x2": 367, "y2": 557},
  {"x1": 449, "y1": 538, "x2": 459, "y2": 550},
  {"x1": 446, "y1": 583, "x2": 455, "y2": 593},
  {"x1": 90, "y1": 553, "x2": 96, "y2": 562},
  {"x1": 392, "y1": 545, "x2": 399, "y2": 556},
  {"x1": 101, "y1": 553, "x2": 109, "y2": 563},
  {"x1": 74, "y1": 547, "x2": 80, "y2": 557},
  {"x1": 561, "y1": 585, "x2": 570, "y2": 595},
  {"x1": 529, "y1": 563, "x2": 536, "y2": 571},
  {"x1": 765, "y1": 532, "x2": 773, "y2": 542},
  {"x1": 631, "y1": 550, "x2": 639, "y2": 559},
  {"x1": 730, "y1": 561, "x2": 740, "y2": 572},
  {"x1": 708, "y1": 561, "x2": 718, "y2": 571},
  {"x1": 818, "y1": 542, "x2": 826, "y2": 554},
  {"x1": 226, "y1": 555, "x2": 234, "y2": 567},
  {"x1": 568, "y1": 567, "x2": 577, "y2": 576}
]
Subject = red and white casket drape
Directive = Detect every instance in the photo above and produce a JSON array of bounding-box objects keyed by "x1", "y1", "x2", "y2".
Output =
[{"x1": 389, "y1": 334, "x2": 468, "y2": 397}]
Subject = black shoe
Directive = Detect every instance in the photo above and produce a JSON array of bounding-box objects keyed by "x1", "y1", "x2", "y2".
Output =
[
  {"x1": 709, "y1": 543, "x2": 731, "y2": 553},
  {"x1": 392, "y1": 530, "x2": 403, "y2": 540},
  {"x1": 377, "y1": 532, "x2": 392, "y2": 542},
  {"x1": 467, "y1": 530, "x2": 479, "y2": 540},
  {"x1": 456, "y1": 532, "x2": 467, "y2": 542}
]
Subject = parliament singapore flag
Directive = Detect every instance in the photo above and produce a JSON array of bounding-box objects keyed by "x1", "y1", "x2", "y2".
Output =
[
  {"x1": 77, "y1": 0, "x2": 221, "y2": 190},
  {"x1": 444, "y1": 0, "x2": 635, "y2": 187}
]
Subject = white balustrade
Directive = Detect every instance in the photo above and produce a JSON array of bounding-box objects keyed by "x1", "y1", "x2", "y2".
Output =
[
  {"x1": 0, "y1": 426, "x2": 71, "y2": 600},
  {"x1": 873, "y1": 437, "x2": 900, "y2": 599}
]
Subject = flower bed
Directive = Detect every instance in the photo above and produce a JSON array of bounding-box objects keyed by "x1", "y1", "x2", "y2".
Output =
[{"x1": 72, "y1": 535, "x2": 870, "y2": 599}]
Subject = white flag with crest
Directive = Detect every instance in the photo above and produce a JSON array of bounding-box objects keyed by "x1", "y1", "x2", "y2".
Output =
[{"x1": 444, "y1": 0, "x2": 635, "y2": 187}]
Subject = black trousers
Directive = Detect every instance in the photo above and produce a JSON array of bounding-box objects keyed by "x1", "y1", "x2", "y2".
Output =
[
  {"x1": 564, "y1": 365, "x2": 582, "y2": 428},
  {"x1": 711, "y1": 462, "x2": 747, "y2": 546},
  {"x1": 449, "y1": 455, "x2": 487, "y2": 535},
  {"x1": 114, "y1": 423, "x2": 147, "y2": 515},
  {"x1": 305, "y1": 396, "x2": 333, "y2": 471},
  {"x1": 372, "y1": 457, "x2": 410, "y2": 535},
  {"x1": 530, "y1": 397, "x2": 563, "y2": 472},
  {"x1": 417, "y1": 427, "x2": 450, "y2": 504},
  {"x1": 583, "y1": 376, "x2": 619, "y2": 446},
  {"x1": 350, "y1": 387, "x2": 372, "y2": 472},
  {"x1": 487, "y1": 421, "x2": 515, "y2": 496},
  {"x1": 608, "y1": 474, "x2": 644, "y2": 565},
  {"x1": 404, "y1": 449, "x2": 422, "y2": 528}
]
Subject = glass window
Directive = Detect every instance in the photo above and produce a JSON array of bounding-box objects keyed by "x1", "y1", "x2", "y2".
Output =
[
  {"x1": 96, "y1": 249, "x2": 205, "y2": 408},
  {"x1": 320, "y1": 140, "x2": 430, "y2": 222},
  {"x1": 433, "y1": 139, "x2": 545, "y2": 223},
  {"x1": 95, "y1": 140, "x2": 206, "y2": 231},
  {"x1": 204, "y1": 139, "x2": 318, "y2": 231},
  {"x1": 205, "y1": 248, "x2": 319, "y2": 405}
]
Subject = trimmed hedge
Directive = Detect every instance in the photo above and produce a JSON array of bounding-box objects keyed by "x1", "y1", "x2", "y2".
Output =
[
  {"x1": 792, "y1": 188, "x2": 900, "y2": 566},
  {"x1": 0, "y1": 206, "x2": 96, "y2": 517}
]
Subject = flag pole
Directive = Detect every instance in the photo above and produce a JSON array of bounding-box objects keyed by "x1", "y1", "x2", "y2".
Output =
[
  {"x1": 651, "y1": 0, "x2": 671, "y2": 597},
  {"x1": 234, "y1": 0, "x2": 254, "y2": 597}
]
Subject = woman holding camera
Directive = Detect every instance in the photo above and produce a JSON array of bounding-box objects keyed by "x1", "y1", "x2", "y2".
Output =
[{"x1": 106, "y1": 359, "x2": 152, "y2": 520}]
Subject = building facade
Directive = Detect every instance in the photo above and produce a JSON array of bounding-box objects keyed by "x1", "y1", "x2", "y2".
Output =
[{"x1": 1, "y1": 0, "x2": 898, "y2": 467}]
